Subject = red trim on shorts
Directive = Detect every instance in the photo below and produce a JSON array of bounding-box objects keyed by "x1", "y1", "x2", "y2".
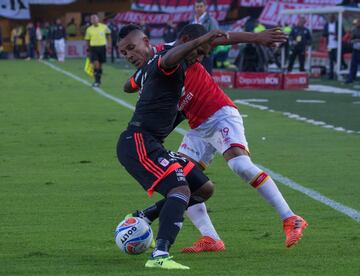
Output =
[
  {"x1": 230, "y1": 143, "x2": 250, "y2": 155},
  {"x1": 250, "y1": 172, "x2": 269, "y2": 189},
  {"x1": 157, "y1": 56, "x2": 179, "y2": 76},
  {"x1": 130, "y1": 76, "x2": 139, "y2": 90},
  {"x1": 183, "y1": 161, "x2": 195, "y2": 176},
  {"x1": 136, "y1": 133, "x2": 164, "y2": 176},
  {"x1": 147, "y1": 162, "x2": 182, "y2": 197},
  {"x1": 134, "y1": 133, "x2": 163, "y2": 178},
  {"x1": 230, "y1": 143, "x2": 246, "y2": 150}
]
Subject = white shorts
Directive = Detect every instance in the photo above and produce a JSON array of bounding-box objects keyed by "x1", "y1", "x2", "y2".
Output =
[
  {"x1": 54, "y1": 39, "x2": 65, "y2": 53},
  {"x1": 178, "y1": 106, "x2": 249, "y2": 168}
]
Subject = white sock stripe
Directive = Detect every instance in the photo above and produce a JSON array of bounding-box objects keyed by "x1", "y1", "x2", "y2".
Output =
[
  {"x1": 169, "y1": 193, "x2": 189, "y2": 204},
  {"x1": 41, "y1": 61, "x2": 360, "y2": 224}
]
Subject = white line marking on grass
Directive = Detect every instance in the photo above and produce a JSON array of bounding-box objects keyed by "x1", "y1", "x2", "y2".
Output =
[
  {"x1": 234, "y1": 100, "x2": 359, "y2": 135},
  {"x1": 242, "y1": 99, "x2": 269, "y2": 103},
  {"x1": 353, "y1": 101, "x2": 360, "y2": 104},
  {"x1": 41, "y1": 61, "x2": 360, "y2": 223},
  {"x1": 307, "y1": 85, "x2": 358, "y2": 95},
  {"x1": 296, "y1": 99, "x2": 326, "y2": 103},
  {"x1": 42, "y1": 61, "x2": 136, "y2": 111}
]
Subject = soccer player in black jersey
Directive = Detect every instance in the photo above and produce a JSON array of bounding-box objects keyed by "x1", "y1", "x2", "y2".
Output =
[{"x1": 116, "y1": 28, "x2": 227, "y2": 270}]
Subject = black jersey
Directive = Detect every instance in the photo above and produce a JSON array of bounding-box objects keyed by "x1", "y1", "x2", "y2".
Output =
[
  {"x1": 128, "y1": 51, "x2": 186, "y2": 141},
  {"x1": 289, "y1": 26, "x2": 312, "y2": 50},
  {"x1": 53, "y1": 24, "x2": 66, "y2": 40}
]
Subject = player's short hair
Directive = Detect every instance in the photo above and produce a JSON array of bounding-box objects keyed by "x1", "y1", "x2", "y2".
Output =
[
  {"x1": 195, "y1": 0, "x2": 207, "y2": 5},
  {"x1": 178, "y1": 24, "x2": 207, "y2": 40},
  {"x1": 118, "y1": 24, "x2": 143, "y2": 40}
]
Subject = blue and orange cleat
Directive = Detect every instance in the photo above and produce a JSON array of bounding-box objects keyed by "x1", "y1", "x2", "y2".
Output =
[
  {"x1": 181, "y1": 236, "x2": 225, "y2": 253},
  {"x1": 283, "y1": 215, "x2": 308, "y2": 248}
]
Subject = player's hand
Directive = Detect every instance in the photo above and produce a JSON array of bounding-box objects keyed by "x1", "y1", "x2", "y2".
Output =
[
  {"x1": 255, "y1": 27, "x2": 287, "y2": 47},
  {"x1": 201, "y1": 29, "x2": 230, "y2": 44}
]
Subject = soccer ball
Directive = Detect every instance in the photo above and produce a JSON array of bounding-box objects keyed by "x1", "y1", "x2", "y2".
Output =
[{"x1": 114, "y1": 217, "x2": 153, "y2": 255}]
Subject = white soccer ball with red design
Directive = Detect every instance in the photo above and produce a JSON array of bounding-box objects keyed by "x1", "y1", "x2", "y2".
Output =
[{"x1": 115, "y1": 217, "x2": 153, "y2": 255}]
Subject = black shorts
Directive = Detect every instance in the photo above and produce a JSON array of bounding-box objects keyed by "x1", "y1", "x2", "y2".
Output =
[
  {"x1": 90, "y1": 46, "x2": 106, "y2": 63},
  {"x1": 117, "y1": 129, "x2": 209, "y2": 197}
]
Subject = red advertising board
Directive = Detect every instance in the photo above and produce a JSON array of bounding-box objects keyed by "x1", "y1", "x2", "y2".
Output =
[
  {"x1": 283, "y1": 73, "x2": 309, "y2": 89},
  {"x1": 235, "y1": 72, "x2": 283, "y2": 89},
  {"x1": 212, "y1": 70, "x2": 235, "y2": 88}
]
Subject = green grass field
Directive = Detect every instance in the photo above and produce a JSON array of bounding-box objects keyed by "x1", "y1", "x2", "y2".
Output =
[{"x1": 1, "y1": 59, "x2": 360, "y2": 275}]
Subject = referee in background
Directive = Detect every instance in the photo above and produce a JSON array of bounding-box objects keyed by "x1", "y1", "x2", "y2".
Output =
[{"x1": 85, "y1": 14, "x2": 111, "y2": 87}]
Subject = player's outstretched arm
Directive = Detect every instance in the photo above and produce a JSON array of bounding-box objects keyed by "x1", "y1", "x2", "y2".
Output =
[
  {"x1": 161, "y1": 29, "x2": 229, "y2": 70},
  {"x1": 211, "y1": 27, "x2": 287, "y2": 48}
]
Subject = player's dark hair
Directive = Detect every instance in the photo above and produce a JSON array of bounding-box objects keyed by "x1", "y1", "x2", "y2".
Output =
[
  {"x1": 177, "y1": 24, "x2": 207, "y2": 40},
  {"x1": 195, "y1": 0, "x2": 207, "y2": 4},
  {"x1": 118, "y1": 24, "x2": 143, "y2": 40}
]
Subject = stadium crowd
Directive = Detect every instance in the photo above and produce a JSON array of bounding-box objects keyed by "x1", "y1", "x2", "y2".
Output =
[{"x1": 1, "y1": 0, "x2": 359, "y2": 83}]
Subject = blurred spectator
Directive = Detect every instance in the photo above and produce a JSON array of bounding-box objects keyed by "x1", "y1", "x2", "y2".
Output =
[
  {"x1": 254, "y1": 20, "x2": 266, "y2": 33},
  {"x1": 41, "y1": 22, "x2": 52, "y2": 59},
  {"x1": 191, "y1": 0, "x2": 219, "y2": 74},
  {"x1": 11, "y1": 26, "x2": 23, "y2": 58},
  {"x1": 288, "y1": 17, "x2": 312, "y2": 72},
  {"x1": 323, "y1": 14, "x2": 347, "y2": 79},
  {"x1": 80, "y1": 16, "x2": 91, "y2": 36},
  {"x1": 0, "y1": 26, "x2": 3, "y2": 59},
  {"x1": 66, "y1": 18, "x2": 77, "y2": 37},
  {"x1": 345, "y1": 19, "x2": 360, "y2": 84},
  {"x1": 213, "y1": 45, "x2": 231, "y2": 68},
  {"x1": 25, "y1": 22, "x2": 37, "y2": 60},
  {"x1": 283, "y1": 23, "x2": 292, "y2": 35},
  {"x1": 36, "y1": 23, "x2": 42, "y2": 59},
  {"x1": 149, "y1": 0, "x2": 163, "y2": 12},
  {"x1": 341, "y1": 0, "x2": 360, "y2": 7},
  {"x1": 342, "y1": 27, "x2": 353, "y2": 58},
  {"x1": 278, "y1": 22, "x2": 292, "y2": 67},
  {"x1": 48, "y1": 22, "x2": 58, "y2": 60},
  {"x1": 140, "y1": 20, "x2": 151, "y2": 38},
  {"x1": 53, "y1": 19, "x2": 66, "y2": 62},
  {"x1": 244, "y1": 17, "x2": 256, "y2": 32},
  {"x1": 108, "y1": 19, "x2": 120, "y2": 63},
  {"x1": 235, "y1": 43, "x2": 269, "y2": 72},
  {"x1": 163, "y1": 21, "x2": 177, "y2": 43}
]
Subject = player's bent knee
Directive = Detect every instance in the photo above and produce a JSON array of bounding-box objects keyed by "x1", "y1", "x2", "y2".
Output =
[
  {"x1": 193, "y1": 180, "x2": 214, "y2": 201},
  {"x1": 167, "y1": 185, "x2": 191, "y2": 204},
  {"x1": 227, "y1": 155, "x2": 262, "y2": 183},
  {"x1": 223, "y1": 146, "x2": 249, "y2": 162}
]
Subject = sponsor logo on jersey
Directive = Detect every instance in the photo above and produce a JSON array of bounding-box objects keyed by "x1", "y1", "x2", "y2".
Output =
[
  {"x1": 178, "y1": 91, "x2": 193, "y2": 111},
  {"x1": 158, "y1": 157, "x2": 170, "y2": 167}
]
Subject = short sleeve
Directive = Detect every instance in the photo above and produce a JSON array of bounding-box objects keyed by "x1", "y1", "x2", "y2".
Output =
[
  {"x1": 130, "y1": 68, "x2": 143, "y2": 90},
  {"x1": 157, "y1": 56, "x2": 180, "y2": 76}
]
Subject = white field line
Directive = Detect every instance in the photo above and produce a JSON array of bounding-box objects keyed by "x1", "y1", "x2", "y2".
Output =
[
  {"x1": 241, "y1": 98, "x2": 269, "y2": 103},
  {"x1": 296, "y1": 99, "x2": 326, "y2": 103},
  {"x1": 234, "y1": 99, "x2": 360, "y2": 135},
  {"x1": 307, "y1": 84, "x2": 358, "y2": 95},
  {"x1": 41, "y1": 61, "x2": 360, "y2": 223}
]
